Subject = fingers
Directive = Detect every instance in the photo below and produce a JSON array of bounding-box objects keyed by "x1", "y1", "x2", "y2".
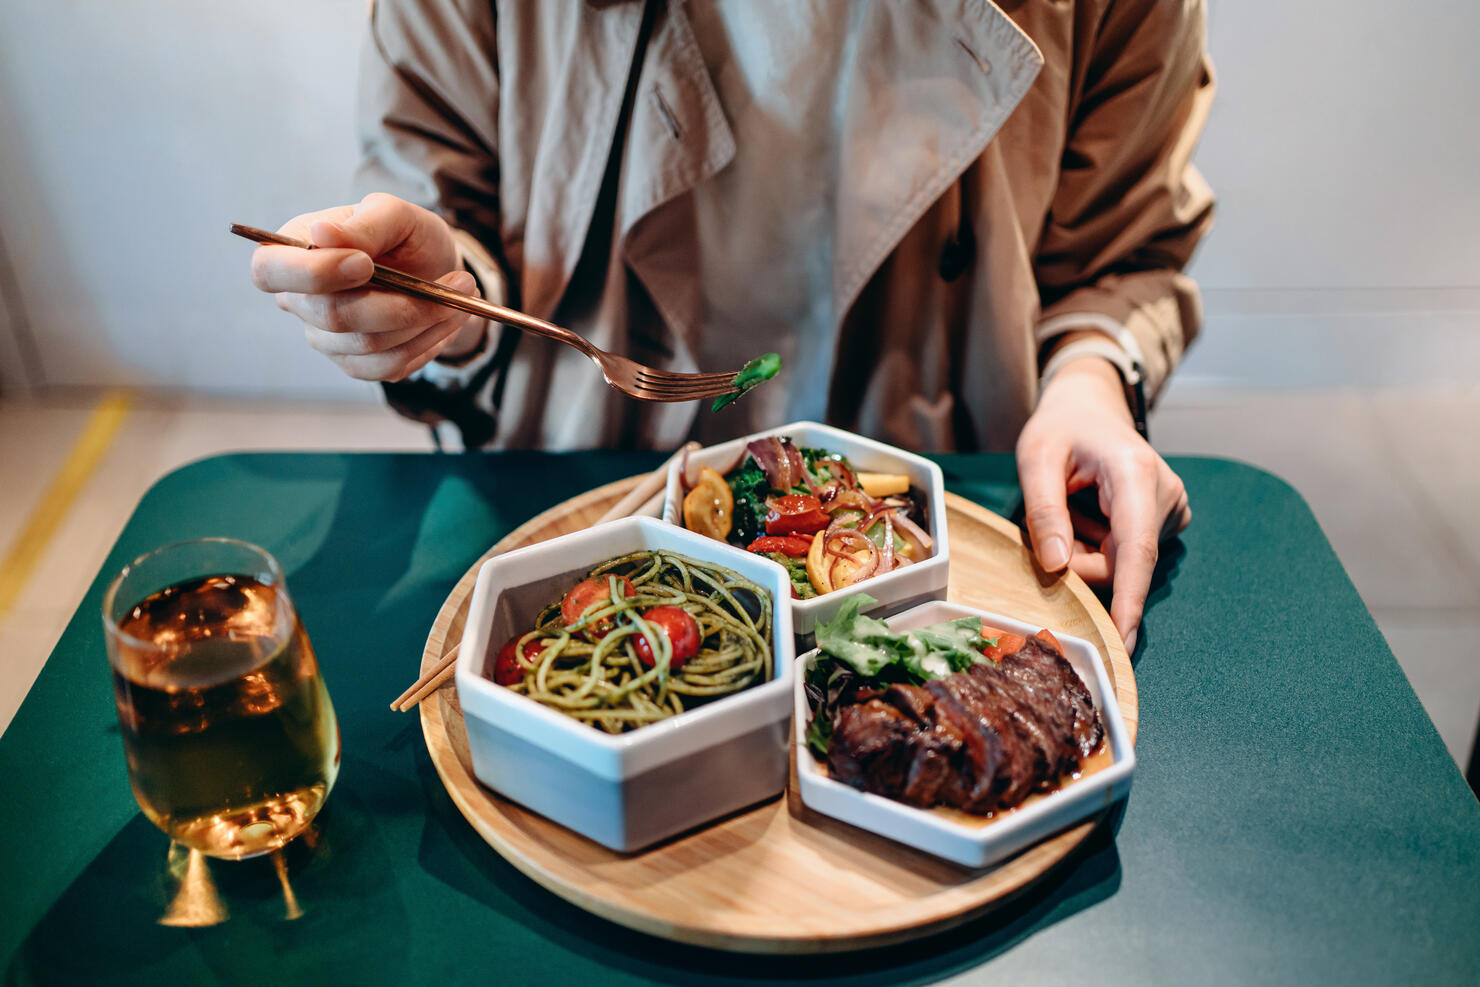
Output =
[
  {"x1": 320, "y1": 309, "x2": 467, "y2": 382},
  {"x1": 1163, "y1": 491, "x2": 1192, "y2": 540},
  {"x1": 1068, "y1": 505, "x2": 1110, "y2": 546},
  {"x1": 1101, "y1": 449, "x2": 1173, "y2": 645},
  {"x1": 308, "y1": 192, "x2": 426, "y2": 265},
  {"x1": 250, "y1": 194, "x2": 449, "y2": 297},
  {"x1": 1015, "y1": 433, "x2": 1075, "y2": 572},
  {"x1": 295, "y1": 269, "x2": 478, "y2": 382},
  {"x1": 281, "y1": 268, "x2": 476, "y2": 334},
  {"x1": 252, "y1": 244, "x2": 373, "y2": 295},
  {"x1": 1067, "y1": 542, "x2": 1112, "y2": 585}
]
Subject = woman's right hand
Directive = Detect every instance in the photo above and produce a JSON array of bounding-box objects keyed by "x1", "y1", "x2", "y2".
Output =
[{"x1": 249, "y1": 192, "x2": 487, "y2": 381}]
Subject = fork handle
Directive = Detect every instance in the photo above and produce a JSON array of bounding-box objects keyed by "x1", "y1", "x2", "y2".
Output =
[{"x1": 230, "y1": 224, "x2": 596, "y2": 356}]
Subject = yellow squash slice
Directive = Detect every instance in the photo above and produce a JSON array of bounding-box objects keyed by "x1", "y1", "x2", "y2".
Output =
[{"x1": 682, "y1": 466, "x2": 734, "y2": 541}]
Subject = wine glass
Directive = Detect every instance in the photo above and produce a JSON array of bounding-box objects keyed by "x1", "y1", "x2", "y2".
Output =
[{"x1": 102, "y1": 538, "x2": 340, "y2": 860}]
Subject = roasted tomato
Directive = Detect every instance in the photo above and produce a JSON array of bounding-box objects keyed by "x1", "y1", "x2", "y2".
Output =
[
  {"x1": 980, "y1": 623, "x2": 1027, "y2": 663},
  {"x1": 493, "y1": 635, "x2": 545, "y2": 686},
  {"x1": 765, "y1": 494, "x2": 830, "y2": 535},
  {"x1": 632, "y1": 605, "x2": 701, "y2": 668},
  {"x1": 561, "y1": 575, "x2": 637, "y2": 635},
  {"x1": 746, "y1": 535, "x2": 814, "y2": 557},
  {"x1": 1033, "y1": 628, "x2": 1063, "y2": 655}
]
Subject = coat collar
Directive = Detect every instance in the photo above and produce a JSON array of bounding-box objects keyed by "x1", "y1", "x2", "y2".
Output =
[{"x1": 600, "y1": 0, "x2": 1042, "y2": 352}]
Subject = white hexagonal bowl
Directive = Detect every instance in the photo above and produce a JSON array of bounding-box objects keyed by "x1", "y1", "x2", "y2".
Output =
[
  {"x1": 661, "y1": 421, "x2": 949, "y2": 637},
  {"x1": 455, "y1": 516, "x2": 795, "y2": 853},
  {"x1": 793, "y1": 600, "x2": 1135, "y2": 869}
]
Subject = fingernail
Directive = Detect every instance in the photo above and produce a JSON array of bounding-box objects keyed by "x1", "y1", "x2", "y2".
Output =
[
  {"x1": 1039, "y1": 536, "x2": 1069, "y2": 570},
  {"x1": 339, "y1": 253, "x2": 372, "y2": 281},
  {"x1": 1124, "y1": 628, "x2": 1138, "y2": 653},
  {"x1": 447, "y1": 271, "x2": 478, "y2": 295}
]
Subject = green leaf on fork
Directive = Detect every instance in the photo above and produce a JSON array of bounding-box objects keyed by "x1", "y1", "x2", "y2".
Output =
[{"x1": 711, "y1": 352, "x2": 782, "y2": 412}]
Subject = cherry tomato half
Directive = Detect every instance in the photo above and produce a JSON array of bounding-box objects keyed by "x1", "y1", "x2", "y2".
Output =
[
  {"x1": 559, "y1": 571, "x2": 636, "y2": 642},
  {"x1": 747, "y1": 535, "x2": 814, "y2": 557},
  {"x1": 559, "y1": 574, "x2": 636, "y2": 630},
  {"x1": 493, "y1": 635, "x2": 545, "y2": 686},
  {"x1": 632, "y1": 606, "x2": 701, "y2": 669},
  {"x1": 765, "y1": 494, "x2": 831, "y2": 536}
]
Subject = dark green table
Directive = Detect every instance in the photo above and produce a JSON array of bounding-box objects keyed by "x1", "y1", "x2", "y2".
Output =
[{"x1": 3, "y1": 453, "x2": 1477, "y2": 985}]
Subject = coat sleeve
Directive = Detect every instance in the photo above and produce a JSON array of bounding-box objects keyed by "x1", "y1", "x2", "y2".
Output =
[
  {"x1": 356, "y1": 0, "x2": 511, "y2": 445},
  {"x1": 1032, "y1": 0, "x2": 1215, "y2": 404}
]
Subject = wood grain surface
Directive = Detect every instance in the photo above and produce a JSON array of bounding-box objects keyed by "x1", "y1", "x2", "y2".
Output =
[{"x1": 416, "y1": 476, "x2": 1136, "y2": 953}]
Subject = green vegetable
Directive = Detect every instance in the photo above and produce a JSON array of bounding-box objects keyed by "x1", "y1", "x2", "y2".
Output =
[
  {"x1": 805, "y1": 706, "x2": 833, "y2": 759},
  {"x1": 799, "y1": 446, "x2": 846, "y2": 487},
  {"x1": 764, "y1": 552, "x2": 817, "y2": 600},
  {"x1": 814, "y1": 594, "x2": 989, "y2": 682},
  {"x1": 711, "y1": 352, "x2": 782, "y2": 412},
  {"x1": 726, "y1": 461, "x2": 773, "y2": 546},
  {"x1": 725, "y1": 441, "x2": 853, "y2": 547}
]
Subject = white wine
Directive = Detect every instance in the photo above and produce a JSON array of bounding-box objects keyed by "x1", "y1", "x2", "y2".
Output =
[{"x1": 111, "y1": 574, "x2": 340, "y2": 859}]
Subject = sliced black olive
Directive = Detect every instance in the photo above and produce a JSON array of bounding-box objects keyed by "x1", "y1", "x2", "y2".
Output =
[{"x1": 729, "y1": 586, "x2": 765, "y2": 623}]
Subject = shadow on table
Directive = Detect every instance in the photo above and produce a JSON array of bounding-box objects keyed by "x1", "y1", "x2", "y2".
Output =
[
  {"x1": 414, "y1": 748, "x2": 1127, "y2": 985},
  {"x1": 5, "y1": 760, "x2": 412, "y2": 987}
]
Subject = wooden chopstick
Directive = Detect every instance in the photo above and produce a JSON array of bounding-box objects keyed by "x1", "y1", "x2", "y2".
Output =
[
  {"x1": 596, "y1": 441, "x2": 697, "y2": 524},
  {"x1": 389, "y1": 643, "x2": 459, "y2": 711},
  {"x1": 389, "y1": 444, "x2": 695, "y2": 712}
]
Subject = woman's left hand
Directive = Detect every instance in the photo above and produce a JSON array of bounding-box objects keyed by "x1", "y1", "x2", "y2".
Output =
[{"x1": 1015, "y1": 356, "x2": 1191, "y2": 652}]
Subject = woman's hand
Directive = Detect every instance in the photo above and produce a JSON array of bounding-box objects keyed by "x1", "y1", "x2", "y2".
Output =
[
  {"x1": 1016, "y1": 355, "x2": 1191, "y2": 652},
  {"x1": 249, "y1": 192, "x2": 487, "y2": 381}
]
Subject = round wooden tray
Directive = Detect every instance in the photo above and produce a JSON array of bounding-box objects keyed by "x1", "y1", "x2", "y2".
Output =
[{"x1": 417, "y1": 476, "x2": 1137, "y2": 953}]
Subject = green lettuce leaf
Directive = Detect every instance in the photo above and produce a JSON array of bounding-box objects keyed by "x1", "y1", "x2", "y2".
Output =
[{"x1": 815, "y1": 595, "x2": 988, "y2": 682}]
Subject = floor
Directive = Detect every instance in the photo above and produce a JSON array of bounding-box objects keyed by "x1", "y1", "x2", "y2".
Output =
[{"x1": 1, "y1": 387, "x2": 1477, "y2": 778}]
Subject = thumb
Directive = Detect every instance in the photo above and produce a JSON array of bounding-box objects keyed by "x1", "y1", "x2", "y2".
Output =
[
  {"x1": 309, "y1": 192, "x2": 418, "y2": 259},
  {"x1": 1016, "y1": 439, "x2": 1075, "y2": 572}
]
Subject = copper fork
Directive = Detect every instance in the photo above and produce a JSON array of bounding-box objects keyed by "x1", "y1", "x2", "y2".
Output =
[{"x1": 231, "y1": 224, "x2": 742, "y2": 403}]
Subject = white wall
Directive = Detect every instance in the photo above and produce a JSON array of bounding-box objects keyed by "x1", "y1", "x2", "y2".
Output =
[
  {"x1": 0, "y1": 0, "x2": 371, "y2": 399},
  {"x1": 0, "y1": 0, "x2": 1477, "y2": 398},
  {"x1": 1176, "y1": 0, "x2": 1480, "y2": 392}
]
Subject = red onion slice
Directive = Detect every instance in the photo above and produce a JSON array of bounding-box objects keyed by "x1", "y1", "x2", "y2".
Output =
[
  {"x1": 892, "y1": 510, "x2": 934, "y2": 553},
  {"x1": 879, "y1": 512, "x2": 896, "y2": 571},
  {"x1": 747, "y1": 436, "x2": 798, "y2": 491},
  {"x1": 825, "y1": 529, "x2": 880, "y2": 586}
]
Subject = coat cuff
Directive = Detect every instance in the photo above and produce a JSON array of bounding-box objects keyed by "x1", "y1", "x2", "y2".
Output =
[{"x1": 1034, "y1": 270, "x2": 1202, "y2": 403}]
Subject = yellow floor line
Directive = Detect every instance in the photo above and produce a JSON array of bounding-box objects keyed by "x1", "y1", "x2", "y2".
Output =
[{"x1": 0, "y1": 390, "x2": 133, "y2": 619}]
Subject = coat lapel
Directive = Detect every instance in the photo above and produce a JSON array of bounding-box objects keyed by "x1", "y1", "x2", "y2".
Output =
[
  {"x1": 832, "y1": 0, "x2": 1043, "y2": 318},
  {"x1": 520, "y1": 2, "x2": 647, "y2": 320},
  {"x1": 603, "y1": 0, "x2": 1039, "y2": 364},
  {"x1": 617, "y1": 0, "x2": 735, "y2": 363}
]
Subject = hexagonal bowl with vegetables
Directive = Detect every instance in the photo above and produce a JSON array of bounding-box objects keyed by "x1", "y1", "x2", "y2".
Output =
[
  {"x1": 794, "y1": 597, "x2": 1135, "y2": 869},
  {"x1": 455, "y1": 516, "x2": 796, "y2": 852},
  {"x1": 662, "y1": 421, "x2": 949, "y2": 638}
]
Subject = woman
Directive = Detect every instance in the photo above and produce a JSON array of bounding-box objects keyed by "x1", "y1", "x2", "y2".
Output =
[{"x1": 249, "y1": 0, "x2": 1213, "y2": 651}]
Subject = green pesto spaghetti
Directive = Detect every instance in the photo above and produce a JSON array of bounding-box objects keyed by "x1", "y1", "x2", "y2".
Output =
[{"x1": 493, "y1": 550, "x2": 774, "y2": 734}]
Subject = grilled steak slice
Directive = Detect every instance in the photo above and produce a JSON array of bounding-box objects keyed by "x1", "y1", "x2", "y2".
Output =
[
  {"x1": 827, "y1": 698, "x2": 921, "y2": 796},
  {"x1": 931, "y1": 667, "x2": 1063, "y2": 807},
  {"x1": 827, "y1": 683, "x2": 1006, "y2": 810},
  {"x1": 821, "y1": 627, "x2": 1106, "y2": 814},
  {"x1": 998, "y1": 638, "x2": 1103, "y2": 757},
  {"x1": 915, "y1": 679, "x2": 1006, "y2": 812}
]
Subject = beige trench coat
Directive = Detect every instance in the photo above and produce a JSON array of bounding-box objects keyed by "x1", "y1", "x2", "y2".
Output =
[{"x1": 361, "y1": 0, "x2": 1214, "y2": 452}]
